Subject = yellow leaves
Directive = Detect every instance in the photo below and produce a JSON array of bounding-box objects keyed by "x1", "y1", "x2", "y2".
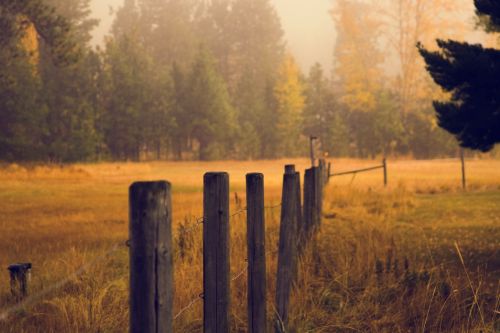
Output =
[
  {"x1": 274, "y1": 53, "x2": 305, "y2": 119},
  {"x1": 273, "y1": 54, "x2": 306, "y2": 156},
  {"x1": 19, "y1": 17, "x2": 39, "y2": 70},
  {"x1": 332, "y1": 0, "x2": 383, "y2": 113}
]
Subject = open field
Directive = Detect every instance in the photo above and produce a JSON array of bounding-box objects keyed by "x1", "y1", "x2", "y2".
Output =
[{"x1": 0, "y1": 158, "x2": 499, "y2": 332}]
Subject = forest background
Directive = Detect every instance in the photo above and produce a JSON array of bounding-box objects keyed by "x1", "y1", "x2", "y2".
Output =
[{"x1": 1, "y1": 0, "x2": 498, "y2": 162}]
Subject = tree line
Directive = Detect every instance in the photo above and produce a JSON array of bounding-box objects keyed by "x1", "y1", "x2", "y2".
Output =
[{"x1": 0, "y1": 0, "x2": 487, "y2": 162}]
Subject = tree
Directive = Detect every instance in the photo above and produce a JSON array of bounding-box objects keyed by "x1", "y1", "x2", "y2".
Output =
[
  {"x1": 102, "y1": 32, "x2": 153, "y2": 160},
  {"x1": 380, "y1": 0, "x2": 466, "y2": 117},
  {"x1": 196, "y1": 0, "x2": 284, "y2": 158},
  {"x1": 273, "y1": 54, "x2": 305, "y2": 157},
  {"x1": 184, "y1": 47, "x2": 237, "y2": 160},
  {"x1": 418, "y1": 0, "x2": 500, "y2": 152},
  {"x1": 38, "y1": 0, "x2": 101, "y2": 162},
  {"x1": 0, "y1": 0, "x2": 78, "y2": 161},
  {"x1": 332, "y1": 0, "x2": 384, "y2": 114},
  {"x1": 303, "y1": 63, "x2": 348, "y2": 156}
]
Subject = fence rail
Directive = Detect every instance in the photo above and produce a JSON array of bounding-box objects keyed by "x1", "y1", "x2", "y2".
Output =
[
  {"x1": 328, "y1": 158, "x2": 388, "y2": 186},
  {"x1": 128, "y1": 160, "x2": 329, "y2": 333}
]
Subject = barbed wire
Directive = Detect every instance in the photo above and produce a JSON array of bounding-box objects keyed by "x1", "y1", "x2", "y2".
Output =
[
  {"x1": 1, "y1": 200, "x2": 282, "y2": 322},
  {"x1": 174, "y1": 261, "x2": 249, "y2": 321},
  {"x1": 177, "y1": 202, "x2": 282, "y2": 237},
  {"x1": 173, "y1": 293, "x2": 204, "y2": 320}
]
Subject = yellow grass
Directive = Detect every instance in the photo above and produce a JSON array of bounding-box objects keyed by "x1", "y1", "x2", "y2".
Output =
[{"x1": 0, "y1": 158, "x2": 499, "y2": 332}]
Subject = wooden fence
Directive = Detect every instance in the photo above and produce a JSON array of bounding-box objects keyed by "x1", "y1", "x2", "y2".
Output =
[
  {"x1": 128, "y1": 160, "x2": 329, "y2": 333},
  {"x1": 328, "y1": 158, "x2": 388, "y2": 187}
]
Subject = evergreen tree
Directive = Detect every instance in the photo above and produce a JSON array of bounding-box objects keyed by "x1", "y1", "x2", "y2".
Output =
[
  {"x1": 303, "y1": 63, "x2": 349, "y2": 156},
  {"x1": 196, "y1": 0, "x2": 284, "y2": 158},
  {"x1": 0, "y1": 0, "x2": 78, "y2": 161},
  {"x1": 39, "y1": 0, "x2": 101, "y2": 162},
  {"x1": 418, "y1": 0, "x2": 500, "y2": 152},
  {"x1": 185, "y1": 47, "x2": 237, "y2": 160},
  {"x1": 102, "y1": 32, "x2": 153, "y2": 160}
]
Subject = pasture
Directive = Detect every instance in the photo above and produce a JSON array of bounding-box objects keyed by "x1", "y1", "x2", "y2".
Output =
[{"x1": 0, "y1": 159, "x2": 499, "y2": 332}]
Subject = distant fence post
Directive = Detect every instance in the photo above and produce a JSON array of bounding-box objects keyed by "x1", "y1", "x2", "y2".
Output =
[
  {"x1": 309, "y1": 136, "x2": 317, "y2": 167},
  {"x1": 204, "y1": 172, "x2": 230, "y2": 333},
  {"x1": 275, "y1": 165, "x2": 299, "y2": 333},
  {"x1": 129, "y1": 181, "x2": 173, "y2": 333},
  {"x1": 460, "y1": 149, "x2": 466, "y2": 190},
  {"x1": 318, "y1": 159, "x2": 325, "y2": 185},
  {"x1": 303, "y1": 168, "x2": 314, "y2": 241},
  {"x1": 383, "y1": 158, "x2": 388, "y2": 187},
  {"x1": 246, "y1": 173, "x2": 267, "y2": 333},
  {"x1": 327, "y1": 162, "x2": 332, "y2": 184}
]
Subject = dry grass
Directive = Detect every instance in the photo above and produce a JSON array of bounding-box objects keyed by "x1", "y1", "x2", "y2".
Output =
[{"x1": 0, "y1": 158, "x2": 499, "y2": 332}]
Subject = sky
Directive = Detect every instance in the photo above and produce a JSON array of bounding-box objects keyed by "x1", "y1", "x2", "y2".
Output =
[{"x1": 89, "y1": 0, "x2": 336, "y2": 72}]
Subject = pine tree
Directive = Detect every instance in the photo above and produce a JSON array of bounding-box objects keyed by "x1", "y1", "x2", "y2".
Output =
[
  {"x1": 303, "y1": 63, "x2": 348, "y2": 155},
  {"x1": 102, "y1": 32, "x2": 153, "y2": 160},
  {"x1": 418, "y1": 0, "x2": 500, "y2": 152},
  {"x1": 39, "y1": 0, "x2": 101, "y2": 162},
  {"x1": 196, "y1": 0, "x2": 284, "y2": 158},
  {"x1": 0, "y1": 0, "x2": 78, "y2": 161},
  {"x1": 185, "y1": 47, "x2": 237, "y2": 160}
]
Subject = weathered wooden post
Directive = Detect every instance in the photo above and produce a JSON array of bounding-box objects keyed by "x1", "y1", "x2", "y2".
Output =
[
  {"x1": 327, "y1": 162, "x2": 332, "y2": 184},
  {"x1": 8, "y1": 263, "x2": 32, "y2": 300},
  {"x1": 246, "y1": 173, "x2": 267, "y2": 333},
  {"x1": 204, "y1": 172, "x2": 230, "y2": 333},
  {"x1": 460, "y1": 148, "x2": 466, "y2": 190},
  {"x1": 129, "y1": 181, "x2": 173, "y2": 333},
  {"x1": 319, "y1": 159, "x2": 328, "y2": 186},
  {"x1": 383, "y1": 158, "x2": 388, "y2": 187},
  {"x1": 302, "y1": 168, "x2": 314, "y2": 242},
  {"x1": 311, "y1": 166, "x2": 323, "y2": 230},
  {"x1": 309, "y1": 136, "x2": 317, "y2": 167},
  {"x1": 275, "y1": 165, "x2": 299, "y2": 333}
]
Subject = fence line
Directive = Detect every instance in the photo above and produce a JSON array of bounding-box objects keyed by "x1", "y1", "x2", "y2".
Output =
[{"x1": 128, "y1": 160, "x2": 329, "y2": 333}]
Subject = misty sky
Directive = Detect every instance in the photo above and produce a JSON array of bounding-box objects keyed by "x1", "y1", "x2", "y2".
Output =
[{"x1": 89, "y1": 0, "x2": 335, "y2": 72}]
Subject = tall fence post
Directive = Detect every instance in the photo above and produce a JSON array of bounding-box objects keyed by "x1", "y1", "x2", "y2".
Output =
[
  {"x1": 318, "y1": 159, "x2": 325, "y2": 185},
  {"x1": 275, "y1": 165, "x2": 299, "y2": 333},
  {"x1": 246, "y1": 173, "x2": 267, "y2": 333},
  {"x1": 204, "y1": 172, "x2": 230, "y2": 333},
  {"x1": 303, "y1": 168, "x2": 315, "y2": 240},
  {"x1": 383, "y1": 158, "x2": 388, "y2": 187},
  {"x1": 460, "y1": 148, "x2": 466, "y2": 190},
  {"x1": 309, "y1": 136, "x2": 317, "y2": 167},
  {"x1": 327, "y1": 162, "x2": 332, "y2": 184},
  {"x1": 129, "y1": 181, "x2": 173, "y2": 333},
  {"x1": 313, "y1": 167, "x2": 323, "y2": 230}
]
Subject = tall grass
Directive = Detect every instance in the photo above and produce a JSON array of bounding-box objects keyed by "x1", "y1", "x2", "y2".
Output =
[{"x1": 0, "y1": 159, "x2": 499, "y2": 332}]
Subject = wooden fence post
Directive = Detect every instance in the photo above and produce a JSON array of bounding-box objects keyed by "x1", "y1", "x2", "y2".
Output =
[
  {"x1": 327, "y1": 162, "x2": 332, "y2": 184},
  {"x1": 313, "y1": 167, "x2": 323, "y2": 229},
  {"x1": 303, "y1": 168, "x2": 314, "y2": 240},
  {"x1": 129, "y1": 181, "x2": 173, "y2": 333},
  {"x1": 275, "y1": 166, "x2": 299, "y2": 333},
  {"x1": 383, "y1": 158, "x2": 388, "y2": 187},
  {"x1": 460, "y1": 149, "x2": 466, "y2": 190},
  {"x1": 204, "y1": 172, "x2": 230, "y2": 333},
  {"x1": 246, "y1": 173, "x2": 267, "y2": 333},
  {"x1": 318, "y1": 159, "x2": 324, "y2": 185},
  {"x1": 309, "y1": 136, "x2": 317, "y2": 167}
]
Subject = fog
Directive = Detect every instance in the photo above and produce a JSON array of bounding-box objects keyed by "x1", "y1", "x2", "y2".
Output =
[{"x1": 90, "y1": 0, "x2": 335, "y2": 72}]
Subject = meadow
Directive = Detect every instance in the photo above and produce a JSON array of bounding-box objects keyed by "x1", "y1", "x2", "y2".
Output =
[{"x1": 0, "y1": 158, "x2": 499, "y2": 332}]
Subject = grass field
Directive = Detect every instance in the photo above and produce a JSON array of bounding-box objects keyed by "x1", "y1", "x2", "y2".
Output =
[{"x1": 0, "y1": 158, "x2": 499, "y2": 332}]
